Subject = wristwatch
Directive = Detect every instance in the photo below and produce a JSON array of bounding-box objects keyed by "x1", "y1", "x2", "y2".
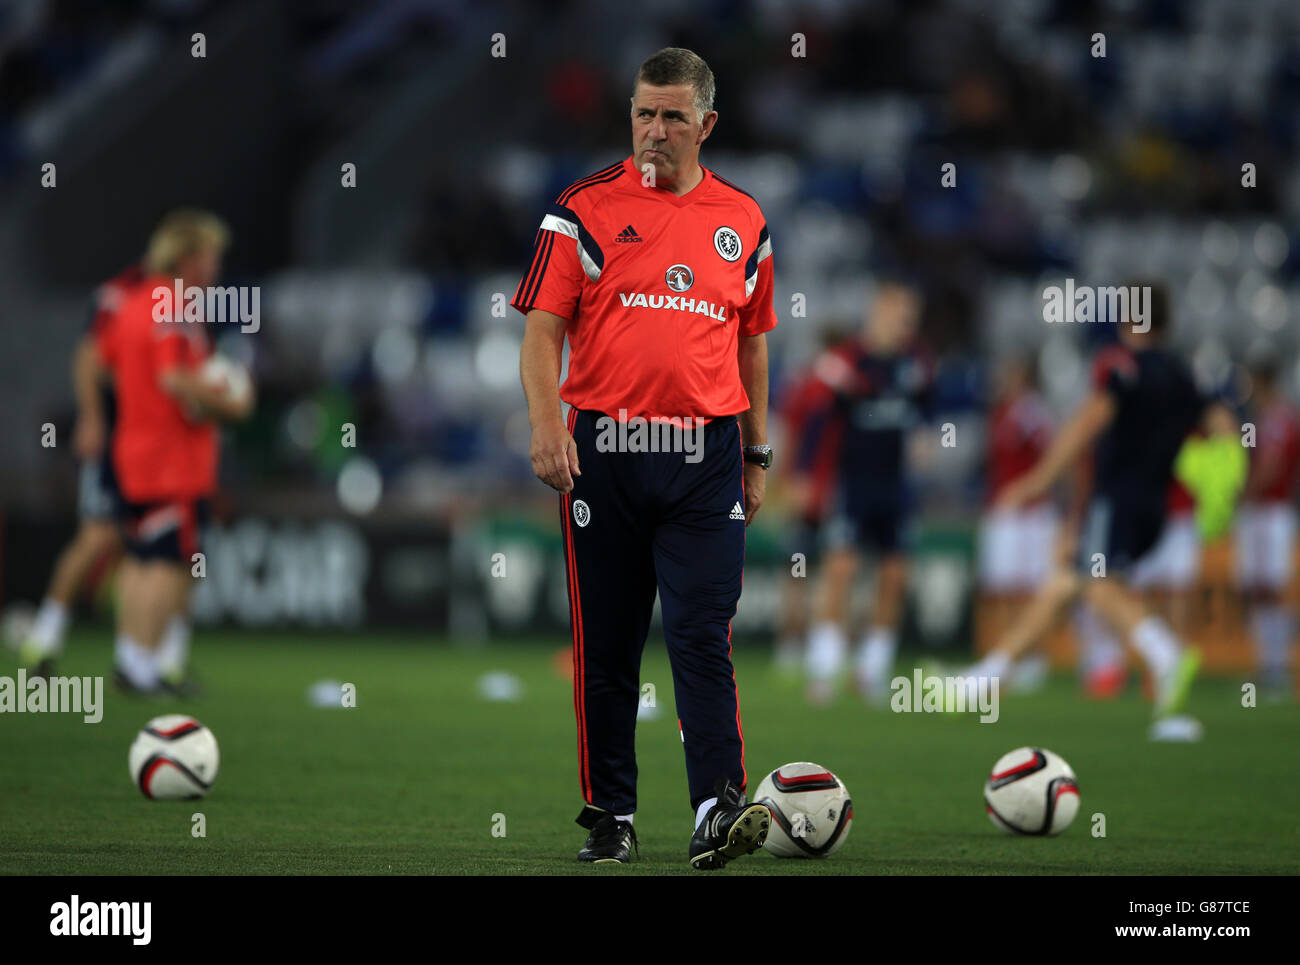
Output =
[{"x1": 742, "y1": 445, "x2": 774, "y2": 470}]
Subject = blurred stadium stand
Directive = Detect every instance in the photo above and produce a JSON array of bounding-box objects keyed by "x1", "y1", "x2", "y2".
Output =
[{"x1": 3, "y1": 0, "x2": 1299, "y2": 646}]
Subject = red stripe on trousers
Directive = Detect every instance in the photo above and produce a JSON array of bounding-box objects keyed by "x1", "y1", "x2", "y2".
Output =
[
  {"x1": 733, "y1": 434, "x2": 747, "y2": 789},
  {"x1": 561, "y1": 406, "x2": 590, "y2": 801}
]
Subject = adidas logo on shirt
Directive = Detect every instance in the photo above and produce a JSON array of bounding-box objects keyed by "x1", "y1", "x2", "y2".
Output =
[
  {"x1": 614, "y1": 225, "x2": 643, "y2": 243},
  {"x1": 729, "y1": 501, "x2": 746, "y2": 520}
]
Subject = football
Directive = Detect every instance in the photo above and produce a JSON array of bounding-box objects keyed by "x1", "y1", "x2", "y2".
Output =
[
  {"x1": 753, "y1": 762, "x2": 853, "y2": 857},
  {"x1": 984, "y1": 747, "x2": 1079, "y2": 836},
  {"x1": 201, "y1": 353, "x2": 252, "y2": 407},
  {"x1": 128, "y1": 715, "x2": 220, "y2": 800}
]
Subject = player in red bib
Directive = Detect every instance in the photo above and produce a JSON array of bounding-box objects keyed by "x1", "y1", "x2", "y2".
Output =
[
  {"x1": 516, "y1": 49, "x2": 776, "y2": 868},
  {"x1": 772, "y1": 338, "x2": 846, "y2": 677},
  {"x1": 1235, "y1": 356, "x2": 1300, "y2": 696},
  {"x1": 97, "y1": 210, "x2": 253, "y2": 694},
  {"x1": 976, "y1": 355, "x2": 1057, "y2": 693}
]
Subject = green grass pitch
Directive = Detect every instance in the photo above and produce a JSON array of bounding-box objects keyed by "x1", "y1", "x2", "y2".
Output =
[{"x1": 2, "y1": 629, "x2": 1296, "y2": 875}]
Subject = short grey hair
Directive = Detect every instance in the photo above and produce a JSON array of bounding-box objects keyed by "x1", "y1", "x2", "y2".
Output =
[{"x1": 633, "y1": 47, "x2": 715, "y2": 121}]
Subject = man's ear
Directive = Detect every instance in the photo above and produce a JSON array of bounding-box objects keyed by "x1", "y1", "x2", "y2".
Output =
[{"x1": 698, "y1": 110, "x2": 718, "y2": 144}]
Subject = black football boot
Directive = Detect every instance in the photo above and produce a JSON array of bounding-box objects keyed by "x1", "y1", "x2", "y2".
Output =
[
  {"x1": 576, "y1": 805, "x2": 638, "y2": 864},
  {"x1": 688, "y1": 778, "x2": 770, "y2": 870}
]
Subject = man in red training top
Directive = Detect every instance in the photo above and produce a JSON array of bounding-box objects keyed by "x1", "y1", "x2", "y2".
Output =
[
  {"x1": 515, "y1": 48, "x2": 777, "y2": 868},
  {"x1": 99, "y1": 210, "x2": 253, "y2": 695}
]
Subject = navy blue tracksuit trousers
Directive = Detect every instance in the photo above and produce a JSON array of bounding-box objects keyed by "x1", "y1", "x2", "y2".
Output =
[{"x1": 558, "y1": 407, "x2": 748, "y2": 814}]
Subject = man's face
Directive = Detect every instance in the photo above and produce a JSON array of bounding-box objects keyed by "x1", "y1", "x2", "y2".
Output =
[
  {"x1": 1251, "y1": 370, "x2": 1277, "y2": 401},
  {"x1": 177, "y1": 246, "x2": 223, "y2": 289},
  {"x1": 864, "y1": 286, "x2": 921, "y2": 353},
  {"x1": 630, "y1": 82, "x2": 715, "y2": 185},
  {"x1": 996, "y1": 357, "x2": 1031, "y2": 400},
  {"x1": 1119, "y1": 320, "x2": 1149, "y2": 350}
]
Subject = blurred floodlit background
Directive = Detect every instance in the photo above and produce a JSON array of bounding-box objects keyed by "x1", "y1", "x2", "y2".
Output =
[{"x1": 1, "y1": 0, "x2": 1297, "y2": 656}]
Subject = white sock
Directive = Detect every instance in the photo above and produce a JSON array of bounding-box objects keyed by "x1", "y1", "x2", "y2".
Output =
[
  {"x1": 157, "y1": 616, "x2": 191, "y2": 678},
  {"x1": 856, "y1": 627, "x2": 897, "y2": 684},
  {"x1": 615, "y1": 813, "x2": 633, "y2": 824},
  {"x1": 1130, "y1": 617, "x2": 1180, "y2": 679},
  {"x1": 694, "y1": 797, "x2": 718, "y2": 830},
  {"x1": 115, "y1": 633, "x2": 159, "y2": 689},
  {"x1": 806, "y1": 621, "x2": 847, "y2": 681},
  {"x1": 1253, "y1": 605, "x2": 1293, "y2": 677},
  {"x1": 1076, "y1": 605, "x2": 1124, "y2": 674},
  {"x1": 29, "y1": 598, "x2": 69, "y2": 656},
  {"x1": 1011, "y1": 653, "x2": 1049, "y2": 690},
  {"x1": 972, "y1": 650, "x2": 1012, "y2": 682}
]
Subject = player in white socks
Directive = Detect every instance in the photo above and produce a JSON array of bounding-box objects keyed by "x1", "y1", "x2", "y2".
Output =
[
  {"x1": 962, "y1": 286, "x2": 1207, "y2": 723},
  {"x1": 794, "y1": 280, "x2": 934, "y2": 704}
]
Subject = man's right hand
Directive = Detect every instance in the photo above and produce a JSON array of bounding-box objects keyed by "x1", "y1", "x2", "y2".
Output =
[
  {"x1": 73, "y1": 412, "x2": 105, "y2": 460},
  {"x1": 530, "y1": 417, "x2": 581, "y2": 493}
]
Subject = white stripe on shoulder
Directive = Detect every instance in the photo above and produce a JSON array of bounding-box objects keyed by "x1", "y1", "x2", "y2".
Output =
[
  {"x1": 578, "y1": 245, "x2": 602, "y2": 283},
  {"x1": 540, "y1": 214, "x2": 579, "y2": 238},
  {"x1": 744, "y1": 238, "x2": 773, "y2": 297}
]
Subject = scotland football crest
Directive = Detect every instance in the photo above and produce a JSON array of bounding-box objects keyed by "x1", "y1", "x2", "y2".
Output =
[{"x1": 713, "y1": 226, "x2": 742, "y2": 262}]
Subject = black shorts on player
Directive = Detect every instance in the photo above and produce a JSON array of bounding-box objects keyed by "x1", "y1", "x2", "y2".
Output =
[
  {"x1": 821, "y1": 486, "x2": 915, "y2": 556},
  {"x1": 1077, "y1": 494, "x2": 1166, "y2": 576},
  {"x1": 122, "y1": 498, "x2": 211, "y2": 564},
  {"x1": 786, "y1": 513, "x2": 826, "y2": 565}
]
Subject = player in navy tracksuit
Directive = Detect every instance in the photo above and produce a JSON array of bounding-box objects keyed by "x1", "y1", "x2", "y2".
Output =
[
  {"x1": 795, "y1": 280, "x2": 935, "y2": 704},
  {"x1": 966, "y1": 282, "x2": 1207, "y2": 723},
  {"x1": 514, "y1": 49, "x2": 778, "y2": 868}
]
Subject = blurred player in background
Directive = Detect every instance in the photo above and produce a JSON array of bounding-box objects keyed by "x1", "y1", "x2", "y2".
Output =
[
  {"x1": 772, "y1": 330, "x2": 847, "y2": 678},
  {"x1": 98, "y1": 209, "x2": 253, "y2": 694},
  {"x1": 1235, "y1": 355, "x2": 1300, "y2": 697},
  {"x1": 798, "y1": 279, "x2": 934, "y2": 704},
  {"x1": 966, "y1": 283, "x2": 1206, "y2": 723},
  {"x1": 17, "y1": 263, "x2": 147, "y2": 676},
  {"x1": 977, "y1": 354, "x2": 1056, "y2": 690},
  {"x1": 1076, "y1": 477, "x2": 1201, "y2": 699}
]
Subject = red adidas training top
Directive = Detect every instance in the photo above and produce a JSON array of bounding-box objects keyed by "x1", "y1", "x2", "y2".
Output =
[
  {"x1": 99, "y1": 275, "x2": 218, "y2": 501},
  {"x1": 512, "y1": 156, "x2": 778, "y2": 421}
]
